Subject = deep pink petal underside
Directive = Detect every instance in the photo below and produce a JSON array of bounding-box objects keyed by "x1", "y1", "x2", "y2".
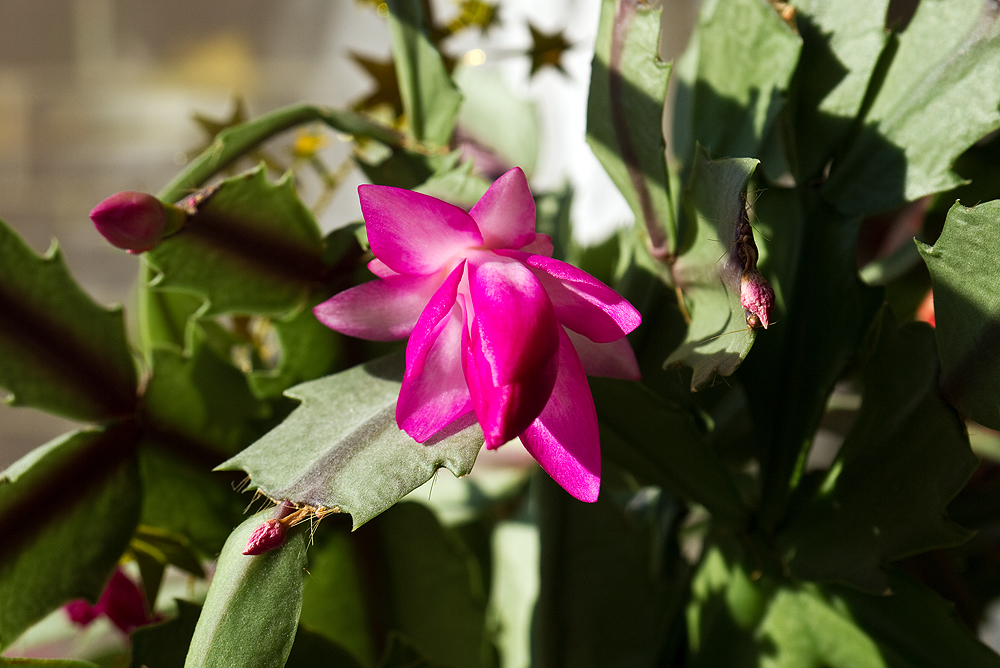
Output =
[
  {"x1": 463, "y1": 257, "x2": 560, "y2": 447},
  {"x1": 566, "y1": 329, "x2": 641, "y2": 380},
  {"x1": 519, "y1": 233, "x2": 554, "y2": 257},
  {"x1": 521, "y1": 328, "x2": 601, "y2": 502},
  {"x1": 398, "y1": 263, "x2": 473, "y2": 441},
  {"x1": 469, "y1": 167, "x2": 536, "y2": 250},
  {"x1": 468, "y1": 255, "x2": 559, "y2": 385},
  {"x1": 359, "y1": 185, "x2": 482, "y2": 275},
  {"x1": 367, "y1": 258, "x2": 398, "y2": 278},
  {"x1": 313, "y1": 273, "x2": 441, "y2": 341}
]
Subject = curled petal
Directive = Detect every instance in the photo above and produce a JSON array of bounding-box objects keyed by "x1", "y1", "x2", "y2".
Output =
[
  {"x1": 519, "y1": 233, "x2": 554, "y2": 257},
  {"x1": 470, "y1": 167, "x2": 536, "y2": 250},
  {"x1": 512, "y1": 253, "x2": 641, "y2": 343},
  {"x1": 314, "y1": 273, "x2": 442, "y2": 341},
  {"x1": 521, "y1": 328, "x2": 601, "y2": 502},
  {"x1": 566, "y1": 329, "x2": 641, "y2": 380},
  {"x1": 367, "y1": 258, "x2": 398, "y2": 278},
  {"x1": 359, "y1": 185, "x2": 482, "y2": 275},
  {"x1": 398, "y1": 264, "x2": 474, "y2": 441}
]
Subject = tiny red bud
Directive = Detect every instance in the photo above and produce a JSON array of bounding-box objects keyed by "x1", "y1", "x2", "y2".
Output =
[
  {"x1": 90, "y1": 191, "x2": 167, "y2": 253},
  {"x1": 243, "y1": 518, "x2": 287, "y2": 556},
  {"x1": 741, "y1": 270, "x2": 775, "y2": 329}
]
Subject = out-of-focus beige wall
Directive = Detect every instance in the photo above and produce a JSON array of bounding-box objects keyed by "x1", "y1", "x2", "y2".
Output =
[{"x1": 0, "y1": 0, "x2": 386, "y2": 466}]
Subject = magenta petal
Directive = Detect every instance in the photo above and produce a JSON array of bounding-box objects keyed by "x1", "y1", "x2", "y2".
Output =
[
  {"x1": 521, "y1": 328, "x2": 601, "y2": 502},
  {"x1": 469, "y1": 167, "x2": 536, "y2": 250},
  {"x1": 65, "y1": 600, "x2": 100, "y2": 627},
  {"x1": 314, "y1": 273, "x2": 442, "y2": 341},
  {"x1": 566, "y1": 329, "x2": 641, "y2": 380},
  {"x1": 96, "y1": 568, "x2": 153, "y2": 634},
  {"x1": 513, "y1": 253, "x2": 641, "y2": 343},
  {"x1": 519, "y1": 233, "x2": 554, "y2": 257},
  {"x1": 359, "y1": 185, "x2": 482, "y2": 275},
  {"x1": 397, "y1": 263, "x2": 474, "y2": 441},
  {"x1": 465, "y1": 256, "x2": 560, "y2": 447},
  {"x1": 367, "y1": 258, "x2": 398, "y2": 278}
]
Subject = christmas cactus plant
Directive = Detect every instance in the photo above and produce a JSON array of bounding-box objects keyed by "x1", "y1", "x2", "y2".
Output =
[{"x1": 3, "y1": 0, "x2": 1000, "y2": 666}]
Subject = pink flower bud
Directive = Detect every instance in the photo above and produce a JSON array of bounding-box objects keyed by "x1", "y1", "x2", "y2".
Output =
[
  {"x1": 243, "y1": 518, "x2": 287, "y2": 555},
  {"x1": 741, "y1": 270, "x2": 775, "y2": 329},
  {"x1": 90, "y1": 191, "x2": 168, "y2": 253}
]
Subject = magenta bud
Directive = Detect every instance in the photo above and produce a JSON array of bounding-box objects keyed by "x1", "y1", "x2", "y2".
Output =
[
  {"x1": 243, "y1": 518, "x2": 287, "y2": 556},
  {"x1": 741, "y1": 271, "x2": 775, "y2": 329},
  {"x1": 90, "y1": 191, "x2": 176, "y2": 253}
]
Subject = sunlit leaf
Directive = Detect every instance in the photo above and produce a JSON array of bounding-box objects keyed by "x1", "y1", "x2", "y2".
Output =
[
  {"x1": 0, "y1": 424, "x2": 141, "y2": 648},
  {"x1": 665, "y1": 150, "x2": 759, "y2": 389},
  {"x1": 588, "y1": 0, "x2": 675, "y2": 254},
  {"x1": 386, "y1": 0, "x2": 463, "y2": 147},
  {"x1": 918, "y1": 199, "x2": 1000, "y2": 430},
  {"x1": 776, "y1": 312, "x2": 977, "y2": 592},
  {"x1": 454, "y1": 65, "x2": 540, "y2": 176},
  {"x1": 672, "y1": 0, "x2": 801, "y2": 170},
  {"x1": 789, "y1": 0, "x2": 892, "y2": 180},
  {"x1": 824, "y1": 0, "x2": 1000, "y2": 214},
  {"x1": 219, "y1": 355, "x2": 484, "y2": 529},
  {"x1": 0, "y1": 221, "x2": 136, "y2": 421},
  {"x1": 185, "y1": 509, "x2": 307, "y2": 668}
]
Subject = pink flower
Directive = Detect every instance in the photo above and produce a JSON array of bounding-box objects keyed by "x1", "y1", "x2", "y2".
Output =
[
  {"x1": 65, "y1": 568, "x2": 156, "y2": 635},
  {"x1": 314, "y1": 168, "x2": 641, "y2": 502}
]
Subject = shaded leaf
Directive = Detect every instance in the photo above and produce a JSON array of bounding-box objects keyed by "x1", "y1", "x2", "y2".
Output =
[
  {"x1": 824, "y1": 0, "x2": 1000, "y2": 214},
  {"x1": 136, "y1": 268, "x2": 203, "y2": 357},
  {"x1": 665, "y1": 150, "x2": 759, "y2": 389},
  {"x1": 130, "y1": 599, "x2": 203, "y2": 668},
  {"x1": 147, "y1": 167, "x2": 325, "y2": 318},
  {"x1": 834, "y1": 568, "x2": 1000, "y2": 668},
  {"x1": 375, "y1": 503, "x2": 489, "y2": 668},
  {"x1": 789, "y1": 0, "x2": 892, "y2": 180},
  {"x1": 532, "y1": 472, "x2": 686, "y2": 668},
  {"x1": 248, "y1": 301, "x2": 343, "y2": 400},
  {"x1": 219, "y1": 355, "x2": 484, "y2": 529},
  {"x1": 587, "y1": 0, "x2": 675, "y2": 254},
  {"x1": 185, "y1": 509, "x2": 307, "y2": 668},
  {"x1": 300, "y1": 529, "x2": 374, "y2": 667},
  {"x1": 0, "y1": 424, "x2": 141, "y2": 648},
  {"x1": 744, "y1": 190, "x2": 882, "y2": 532},
  {"x1": 143, "y1": 331, "x2": 269, "y2": 459},
  {"x1": 130, "y1": 526, "x2": 206, "y2": 606},
  {"x1": 286, "y1": 626, "x2": 366, "y2": 668},
  {"x1": 0, "y1": 220, "x2": 136, "y2": 421},
  {"x1": 776, "y1": 312, "x2": 977, "y2": 592},
  {"x1": 592, "y1": 378, "x2": 746, "y2": 524},
  {"x1": 376, "y1": 634, "x2": 447, "y2": 668},
  {"x1": 386, "y1": 0, "x2": 463, "y2": 147},
  {"x1": 917, "y1": 200, "x2": 1000, "y2": 430},
  {"x1": 672, "y1": 0, "x2": 801, "y2": 169}
]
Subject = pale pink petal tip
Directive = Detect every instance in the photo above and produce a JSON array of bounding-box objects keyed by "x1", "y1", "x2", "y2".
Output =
[
  {"x1": 89, "y1": 191, "x2": 166, "y2": 253},
  {"x1": 243, "y1": 518, "x2": 287, "y2": 555},
  {"x1": 741, "y1": 271, "x2": 775, "y2": 329}
]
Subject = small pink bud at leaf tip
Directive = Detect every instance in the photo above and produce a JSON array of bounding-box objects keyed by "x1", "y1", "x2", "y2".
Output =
[
  {"x1": 89, "y1": 191, "x2": 166, "y2": 253},
  {"x1": 243, "y1": 518, "x2": 287, "y2": 556},
  {"x1": 741, "y1": 271, "x2": 775, "y2": 329}
]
